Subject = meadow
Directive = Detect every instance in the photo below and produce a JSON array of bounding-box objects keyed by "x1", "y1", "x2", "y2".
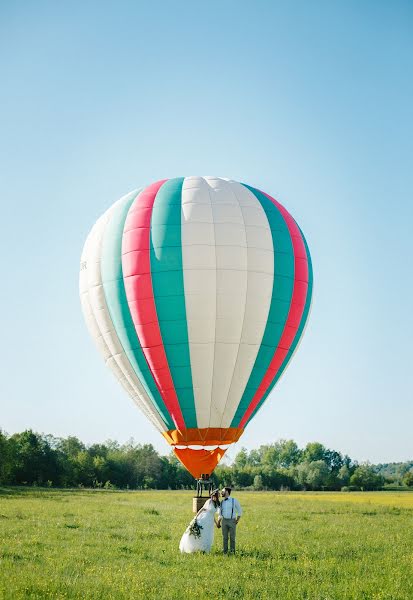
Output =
[{"x1": 0, "y1": 489, "x2": 412, "y2": 600}]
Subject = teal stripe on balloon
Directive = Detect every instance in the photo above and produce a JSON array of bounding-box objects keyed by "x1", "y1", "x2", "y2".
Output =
[
  {"x1": 246, "y1": 226, "x2": 313, "y2": 425},
  {"x1": 150, "y1": 178, "x2": 197, "y2": 428},
  {"x1": 230, "y1": 184, "x2": 295, "y2": 427},
  {"x1": 100, "y1": 191, "x2": 174, "y2": 429}
]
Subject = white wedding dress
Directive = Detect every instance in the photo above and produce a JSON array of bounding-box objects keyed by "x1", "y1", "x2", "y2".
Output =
[{"x1": 179, "y1": 499, "x2": 218, "y2": 553}]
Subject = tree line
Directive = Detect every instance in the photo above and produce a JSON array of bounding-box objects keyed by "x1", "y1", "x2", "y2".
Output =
[{"x1": 0, "y1": 430, "x2": 412, "y2": 491}]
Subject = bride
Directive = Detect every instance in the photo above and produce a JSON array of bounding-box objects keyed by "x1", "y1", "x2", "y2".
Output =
[{"x1": 179, "y1": 490, "x2": 221, "y2": 553}]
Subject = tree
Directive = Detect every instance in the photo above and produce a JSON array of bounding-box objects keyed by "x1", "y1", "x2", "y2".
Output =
[
  {"x1": 233, "y1": 448, "x2": 248, "y2": 469},
  {"x1": 303, "y1": 442, "x2": 327, "y2": 463},
  {"x1": 323, "y1": 449, "x2": 344, "y2": 472},
  {"x1": 338, "y1": 464, "x2": 351, "y2": 487},
  {"x1": 247, "y1": 449, "x2": 262, "y2": 467},
  {"x1": 56, "y1": 436, "x2": 85, "y2": 458},
  {"x1": 277, "y1": 440, "x2": 302, "y2": 467},
  {"x1": 232, "y1": 467, "x2": 254, "y2": 488},
  {"x1": 73, "y1": 451, "x2": 95, "y2": 486},
  {"x1": 260, "y1": 467, "x2": 295, "y2": 490},
  {"x1": 54, "y1": 436, "x2": 88, "y2": 486},
  {"x1": 88, "y1": 443, "x2": 110, "y2": 459},
  {"x1": 105, "y1": 448, "x2": 136, "y2": 488},
  {"x1": 350, "y1": 464, "x2": 384, "y2": 491},
  {"x1": 8, "y1": 430, "x2": 59, "y2": 485},
  {"x1": 296, "y1": 460, "x2": 330, "y2": 490},
  {"x1": 92, "y1": 455, "x2": 110, "y2": 485},
  {"x1": 0, "y1": 430, "x2": 12, "y2": 484},
  {"x1": 253, "y1": 475, "x2": 264, "y2": 490},
  {"x1": 214, "y1": 465, "x2": 233, "y2": 489},
  {"x1": 261, "y1": 440, "x2": 302, "y2": 469},
  {"x1": 402, "y1": 471, "x2": 413, "y2": 487},
  {"x1": 0, "y1": 430, "x2": 404, "y2": 491},
  {"x1": 132, "y1": 443, "x2": 165, "y2": 488}
]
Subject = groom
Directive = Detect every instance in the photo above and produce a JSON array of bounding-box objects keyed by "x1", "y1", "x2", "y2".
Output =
[{"x1": 218, "y1": 487, "x2": 242, "y2": 554}]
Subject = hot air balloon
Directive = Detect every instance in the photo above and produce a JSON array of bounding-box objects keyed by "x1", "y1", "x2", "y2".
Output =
[{"x1": 79, "y1": 177, "x2": 312, "y2": 482}]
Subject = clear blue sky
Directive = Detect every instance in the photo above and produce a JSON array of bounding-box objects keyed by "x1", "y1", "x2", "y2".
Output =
[{"x1": 1, "y1": 1, "x2": 412, "y2": 463}]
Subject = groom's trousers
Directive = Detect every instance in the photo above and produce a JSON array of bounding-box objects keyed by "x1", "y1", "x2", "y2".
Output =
[{"x1": 222, "y1": 518, "x2": 236, "y2": 553}]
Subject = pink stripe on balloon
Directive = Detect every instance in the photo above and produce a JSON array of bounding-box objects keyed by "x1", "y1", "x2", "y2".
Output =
[
  {"x1": 122, "y1": 180, "x2": 185, "y2": 430},
  {"x1": 239, "y1": 193, "x2": 309, "y2": 428}
]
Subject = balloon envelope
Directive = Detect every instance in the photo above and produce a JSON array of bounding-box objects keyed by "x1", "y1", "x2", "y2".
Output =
[{"x1": 79, "y1": 177, "x2": 312, "y2": 478}]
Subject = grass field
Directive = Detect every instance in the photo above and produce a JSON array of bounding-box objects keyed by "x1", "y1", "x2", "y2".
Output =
[{"x1": 0, "y1": 489, "x2": 412, "y2": 599}]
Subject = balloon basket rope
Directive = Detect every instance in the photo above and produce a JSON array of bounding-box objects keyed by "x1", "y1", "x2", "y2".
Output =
[{"x1": 193, "y1": 476, "x2": 213, "y2": 512}]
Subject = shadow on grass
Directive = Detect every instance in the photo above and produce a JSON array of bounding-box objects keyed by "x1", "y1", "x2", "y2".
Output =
[
  {"x1": 210, "y1": 548, "x2": 276, "y2": 560},
  {"x1": 0, "y1": 487, "x2": 30, "y2": 496},
  {"x1": 143, "y1": 507, "x2": 160, "y2": 515}
]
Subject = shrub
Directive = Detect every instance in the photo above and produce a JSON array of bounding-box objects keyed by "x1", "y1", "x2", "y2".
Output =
[{"x1": 253, "y1": 475, "x2": 264, "y2": 491}]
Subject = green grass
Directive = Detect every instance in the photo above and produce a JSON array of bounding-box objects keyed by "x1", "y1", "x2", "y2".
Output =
[{"x1": 0, "y1": 489, "x2": 412, "y2": 599}]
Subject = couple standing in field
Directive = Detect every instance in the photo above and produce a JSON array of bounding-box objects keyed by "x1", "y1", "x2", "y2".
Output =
[{"x1": 179, "y1": 487, "x2": 243, "y2": 554}]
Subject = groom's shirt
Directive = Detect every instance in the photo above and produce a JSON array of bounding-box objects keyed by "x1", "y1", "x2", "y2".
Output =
[{"x1": 220, "y1": 497, "x2": 242, "y2": 519}]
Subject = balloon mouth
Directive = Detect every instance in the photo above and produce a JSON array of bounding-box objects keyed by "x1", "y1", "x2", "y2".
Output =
[
  {"x1": 163, "y1": 428, "x2": 244, "y2": 479},
  {"x1": 175, "y1": 444, "x2": 231, "y2": 450}
]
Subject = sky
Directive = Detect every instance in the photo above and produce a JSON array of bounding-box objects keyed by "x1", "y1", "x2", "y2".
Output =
[{"x1": 1, "y1": 1, "x2": 412, "y2": 464}]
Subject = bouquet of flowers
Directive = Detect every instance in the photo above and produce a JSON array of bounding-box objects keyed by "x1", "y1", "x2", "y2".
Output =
[{"x1": 187, "y1": 517, "x2": 203, "y2": 538}]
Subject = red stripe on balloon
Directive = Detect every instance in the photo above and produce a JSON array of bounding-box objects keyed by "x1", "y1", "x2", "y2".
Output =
[
  {"x1": 122, "y1": 180, "x2": 185, "y2": 430},
  {"x1": 239, "y1": 193, "x2": 309, "y2": 428}
]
